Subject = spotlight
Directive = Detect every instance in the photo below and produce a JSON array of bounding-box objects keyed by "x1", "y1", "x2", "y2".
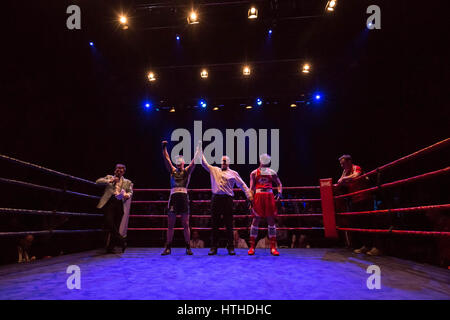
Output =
[
  {"x1": 119, "y1": 15, "x2": 129, "y2": 29},
  {"x1": 290, "y1": 103, "x2": 297, "y2": 108},
  {"x1": 256, "y1": 98, "x2": 263, "y2": 106},
  {"x1": 169, "y1": 107, "x2": 175, "y2": 113},
  {"x1": 89, "y1": 42, "x2": 94, "y2": 46},
  {"x1": 325, "y1": 0, "x2": 337, "y2": 12},
  {"x1": 243, "y1": 66, "x2": 251, "y2": 76},
  {"x1": 246, "y1": 105, "x2": 253, "y2": 109},
  {"x1": 268, "y1": 29, "x2": 273, "y2": 35},
  {"x1": 248, "y1": 6, "x2": 258, "y2": 19},
  {"x1": 188, "y1": 11, "x2": 199, "y2": 24},
  {"x1": 147, "y1": 72, "x2": 156, "y2": 82},
  {"x1": 302, "y1": 63, "x2": 311, "y2": 73},
  {"x1": 213, "y1": 107, "x2": 219, "y2": 111},
  {"x1": 200, "y1": 69, "x2": 208, "y2": 79},
  {"x1": 145, "y1": 102, "x2": 151, "y2": 108},
  {"x1": 176, "y1": 35, "x2": 180, "y2": 40},
  {"x1": 199, "y1": 99, "x2": 207, "y2": 108},
  {"x1": 315, "y1": 94, "x2": 321, "y2": 100}
]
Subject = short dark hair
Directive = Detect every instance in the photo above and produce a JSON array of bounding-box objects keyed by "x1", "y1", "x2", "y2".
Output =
[
  {"x1": 339, "y1": 155, "x2": 352, "y2": 162},
  {"x1": 115, "y1": 163, "x2": 126, "y2": 170}
]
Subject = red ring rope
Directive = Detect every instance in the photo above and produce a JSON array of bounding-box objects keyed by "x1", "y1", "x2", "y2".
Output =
[
  {"x1": 128, "y1": 227, "x2": 324, "y2": 231},
  {"x1": 336, "y1": 228, "x2": 450, "y2": 237},
  {"x1": 334, "y1": 167, "x2": 449, "y2": 199},
  {"x1": 336, "y1": 204, "x2": 450, "y2": 216}
]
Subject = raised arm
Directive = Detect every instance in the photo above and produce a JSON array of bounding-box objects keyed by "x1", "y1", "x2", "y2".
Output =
[
  {"x1": 162, "y1": 141, "x2": 175, "y2": 173},
  {"x1": 186, "y1": 142, "x2": 202, "y2": 175}
]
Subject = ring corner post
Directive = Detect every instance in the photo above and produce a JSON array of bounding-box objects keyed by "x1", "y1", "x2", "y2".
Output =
[{"x1": 320, "y1": 178, "x2": 338, "y2": 238}]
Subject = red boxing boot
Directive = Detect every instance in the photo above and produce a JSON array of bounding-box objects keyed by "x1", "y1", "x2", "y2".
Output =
[
  {"x1": 270, "y1": 237, "x2": 280, "y2": 256},
  {"x1": 248, "y1": 236, "x2": 256, "y2": 255}
]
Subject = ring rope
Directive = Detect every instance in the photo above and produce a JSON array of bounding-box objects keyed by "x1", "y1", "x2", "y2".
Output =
[
  {"x1": 0, "y1": 208, "x2": 103, "y2": 217},
  {"x1": 336, "y1": 204, "x2": 450, "y2": 216},
  {"x1": 0, "y1": 177, "x2": 100, "y2": 200},
  {"x1": 355, "y1": 138, "x2": 450, "y2": 181},
  {"x1": 128, "y1": 227, "x2": 324, "y2": 231},
  {"x1": 131, "y1": 198, "x2": 321, "y2": 204},
  {"x1": 334, "y1": 167, "x2": 449, "y2": 200},
  {"x1": 0, "y1": 229, "x2": 104, "y2": 238},
  {"x1": 129, "y1": 213, "x2": 323, "y2": 218},
  {"x1": 336, "y1": 227, "x2": 450, "y2": 237},
  {"x1": 0, "y1": 154, "x2": 97, "y2": 186},
  {"x1": 133, "y1": 186, "x2": 320, "y2": 192}
]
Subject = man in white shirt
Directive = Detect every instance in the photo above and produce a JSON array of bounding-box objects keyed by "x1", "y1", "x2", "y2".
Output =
[{"x1": 200, "y1": 149, "x2": 253, "y2": 255}]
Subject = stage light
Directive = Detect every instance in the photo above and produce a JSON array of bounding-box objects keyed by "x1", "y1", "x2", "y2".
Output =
[
  {"x1": 256, "y1": 98, "x2": 263, "y2": 106},
  {"x1": 325, "y1": 0, "x2": 337, "y2": 12},
  {"x1": 119, "y1": 15, "x2": 129, "y2": 29},
  {"x1": 147, "y1": 72, "x2": 156, "y2": 82},
  {"x1": 188, "y1": 11, "x2": 199, "y2": 24},
  {"x1": 268, "y1": 29, "x2": 273, "y2": 35},
  {"x1": 213, "y1": 107, "x2": 219, "y2": 111},
  {"x1": 302, "y1": 63, "x2": 311, "y2": 73},
  {"x1": 246, "y1": 105, "x2": 253, "y2": 109},
  {"x1": 290, "y1": 103, "x2": 297, "y2": 108},
  {"x1": 315, "y1": 94, "x2": 321, "y2": 100},
  {"x1": 248, "y1": 6, "x2": 258, "y2": 19},
  {"x1": 200, "y1": 69, "x2": 208, "y2": 79},
  {"x1": 169, "y1": 107, "x2": 175, "y2": 112},
  {"x1": 176, "y1": 35, "x2": 180, "y2": 40},
  {"x1": 89, "y1": 42, "x2": 94, "y2": 46},
  {"x1": 144, "y1": 102, "x2": 151, "y2": 109},
  {"x1": 199, "y1": 99, "x2": 207, "y2": 108},
  {"x1": 243, "y1": 66, "x2": 251, "y2": 76}
]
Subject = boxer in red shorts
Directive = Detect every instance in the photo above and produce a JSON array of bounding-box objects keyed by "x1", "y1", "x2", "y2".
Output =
[{"x1": 248, "y1": 154, "x2": 283, "y2": 256}]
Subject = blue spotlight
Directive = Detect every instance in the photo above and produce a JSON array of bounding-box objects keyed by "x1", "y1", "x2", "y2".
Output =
[
  {"x1": 199, "y1": 99, "x2": 207, "y2": 108},
  {"x1": 144, "y1": 102, "x2": 151, "y2": 109},
  {"x1": 89, "y1": 42, "x2": 94, "y2": 46},
  {"x1": 315, "y1": 94, "x2": 321, "y2": 100},
  {"x1": 268, "y1": 29, "x2": 272, "y2": 35},
  {"x1": 256, "y1": 98, "x2": 263, "y2": 106},
  {"x1": 176, "y1": 35, "x2": 180, "y2": 40}
]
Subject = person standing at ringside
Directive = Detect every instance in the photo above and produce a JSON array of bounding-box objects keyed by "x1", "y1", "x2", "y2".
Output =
[
  {"x1": 248, "y1": 154, "x2": 283, "y2": 256},
  {"x1": 161, "y1": 140, "x2": 200, "y2": 255},
  {"x1": 337, "y1": 155, "x2": 380, "y2": 256},
  {"x1": 96, "y1": 164, "x2": 133, "y2": 254},
  {"x1": 199, "y1": 145, "x2": 253, "y2": 255}
]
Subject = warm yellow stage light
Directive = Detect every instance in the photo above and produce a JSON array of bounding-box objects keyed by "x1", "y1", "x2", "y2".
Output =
[
  {"x1": 243, "y1": 66, "x2": 251, "y2": 76},
  {"x1": 147, "y1": 72, "x2": 156, "y2": 82},
  {"x1": 246, "y1": 105, "x2": 253, "y2": 109},
  {"x1": 119, "y1": 16, "x2": 127, "y2": 24},
  {"x1": 302, "y1": 63, "x2": 311, "y2": 73},
  {"x1": 188, "y1": 11, "x2": 199, "y2": 24},
  {"x1": 201, "y1": 69, "x2": 208, "y2": 79},
  {"x1": 169, "y1": 107, "x2": 175, "y2": 113},
  {"x1": 326, "y1": 0, "x2": 337, "y2": 12},
  {"x1": 248, "y1": 7, "x2": 258, "y2": 19},
  {"x1": 213, "y1": 107, "x2": 219, "y2": 111},
  {"x1": 290, "y1": 104, "x2": 297, "y2": 108}
]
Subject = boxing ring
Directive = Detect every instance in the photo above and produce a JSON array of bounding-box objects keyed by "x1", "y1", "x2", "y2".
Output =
[{"x1": 0, "y1": 138, "x2": 449, "y2": 299}]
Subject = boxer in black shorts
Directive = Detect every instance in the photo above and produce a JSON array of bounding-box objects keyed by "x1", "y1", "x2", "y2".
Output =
[{"x1": 161, "y1": 141, "x2": 200, "y2": 255}]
